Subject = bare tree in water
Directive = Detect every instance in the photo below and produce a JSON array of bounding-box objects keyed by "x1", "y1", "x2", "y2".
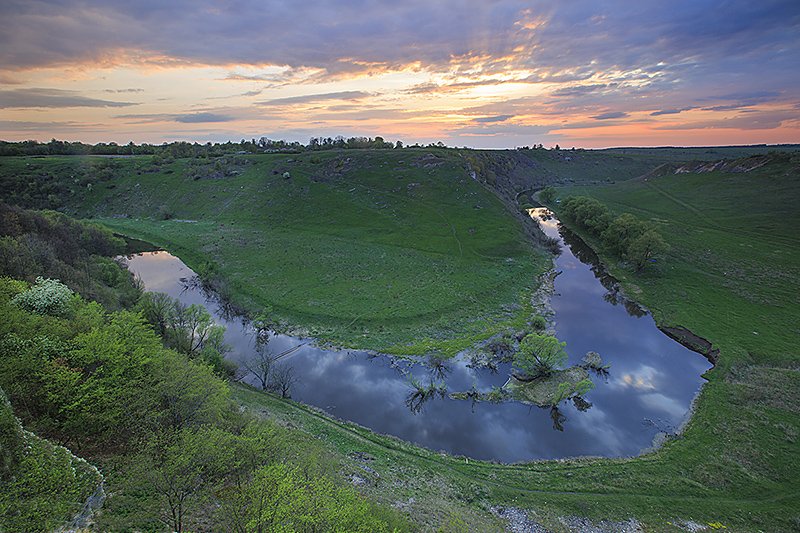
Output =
[
  {"x1": 242, "y1": 337, "x2": 273, "y2": 391},
  {"x1": 270, "y1": 363, "x2": 297, "y2": 398},
  {"x1": 241, "y1": 335, "x2": 301, "y2": 398}
]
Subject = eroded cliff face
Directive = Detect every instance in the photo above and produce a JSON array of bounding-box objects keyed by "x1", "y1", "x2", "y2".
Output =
[
  {"x1": 639, "y1": 153, "x2": 799, "y2": 182},
  {"x1": 1, "y1": 389, "x2": 104, "y2": 532}
]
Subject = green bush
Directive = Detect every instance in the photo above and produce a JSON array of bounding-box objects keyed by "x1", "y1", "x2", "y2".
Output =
[
  {"x1": 561, "y1": 195, "x2": 668, "y2": 270},
  {"x1": 514, "y1": 334, "x2": 568, "y2": 379},
  {"x1": 529, "y1": 314, "x2": 547, "y2": 331}
]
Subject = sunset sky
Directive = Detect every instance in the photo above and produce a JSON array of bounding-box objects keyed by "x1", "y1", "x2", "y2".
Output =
[{"x1": 1, "y1": 0, "x2": 798, "y2": 148}]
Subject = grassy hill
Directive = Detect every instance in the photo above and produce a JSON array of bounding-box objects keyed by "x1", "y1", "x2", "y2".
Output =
[
  {"x1": 0, "y1": 149, "x2": 555, "y2": 355},
  {"x1": 556, "y1": 152, "x2": 800, "y2": 369},
  {"x1": 1, "y1": 388, "x2": 102, "y2": 531}
]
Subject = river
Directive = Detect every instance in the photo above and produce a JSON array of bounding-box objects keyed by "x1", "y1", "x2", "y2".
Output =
[{"x1": 123, "y1": 208, "x2": 711, "y2": 462}]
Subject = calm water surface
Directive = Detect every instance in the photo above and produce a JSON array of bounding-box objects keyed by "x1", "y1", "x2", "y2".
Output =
[{"x1": 124, "y1": 209, "x2": 711, "y2": 462}]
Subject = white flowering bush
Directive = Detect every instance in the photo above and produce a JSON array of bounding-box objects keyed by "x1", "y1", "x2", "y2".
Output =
[{"x1": 12, "y1": 277, "x2": 74, "y2": 316}]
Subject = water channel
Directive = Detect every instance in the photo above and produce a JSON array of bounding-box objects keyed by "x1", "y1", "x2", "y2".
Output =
[{"x1": 123, "y1": 208, "x2": 711, "y2": 462}]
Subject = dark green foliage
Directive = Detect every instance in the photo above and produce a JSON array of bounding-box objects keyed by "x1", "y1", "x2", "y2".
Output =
[
  {"x1": 538, "y1": 186, "x2": 557, "y2": 204},
  {"x1": 0, "y1": 202, "x2": 141, "y2": 309},
  {"x1": 627, "y1": 229, "x2": 670, "y2": 271},
  {"x1": 561, "y1": 195, "x2": 668, "y2": 269},
  {"x1": 513, "y1": 334, "x2": 568, "y2": 379},
  {"x1": 0, "y1": 389, "x2": 23, "y2": 480},
  {"x1": 529, "y1": 314, "x2": 547, "y2": 331}
]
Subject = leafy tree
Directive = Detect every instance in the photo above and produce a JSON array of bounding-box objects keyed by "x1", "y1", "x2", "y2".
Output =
[
  {"x1": 137, "y1": 292, "x2": 174, "y2": 337},
  {"x1": 627, "y1": 229, "x2": 669, "y2": 271},
  {"x1": 166, "y1": 302, "x2": 214, "y2": 357},
  {"x1": 513, "y1": 334, "x2": 568, "y2": 379},
  {"x1": 143, "y1": 426, "x2": 240, "y2": 533},
  {"x1": 218, "y1": 462, "x2": 397, "y2": 533},
  {"x1": 600, "y1": 213, "x2": 650, "y2": 255},
  {"x1": 152, "y1": 351, "x2": 234, "y2": 431}
]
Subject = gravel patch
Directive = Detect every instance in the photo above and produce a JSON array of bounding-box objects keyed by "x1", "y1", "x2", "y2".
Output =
[
  {"x1": 559, "y1": 516, "x2": 643, "y2": 532},
  {"x1": 490, "y1": 506, "x2": 551, "y2": 533}
]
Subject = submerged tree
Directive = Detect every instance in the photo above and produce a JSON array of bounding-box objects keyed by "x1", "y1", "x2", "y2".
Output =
[
  {"x1": 426, "y1": 352, "x2": 451, "y2": 381},
  {"x1": 405, "y1": 375, "x2": 446, "y2": 414},
  {"x1": 549, "y1": 405, "x2": 566, "y2": 431}
]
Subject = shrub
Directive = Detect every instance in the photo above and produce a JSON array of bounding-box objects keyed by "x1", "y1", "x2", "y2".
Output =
[
  {"x1": 539, "y1": 186, "x2": 557, "y2": 204},
  {"x1": 0, "y1": 388, "x2": 23, "y2": 480},
  {"x1": 513, "y1": 334, "x2": 568, "y2": 379},
  {"x1": 529, "y1": 315, "x2": 547, "y2": 331},
  {"x1": 12, "y1": 277, "x2": 74, "y2": 316},
  {"x1": 157, "y1": 205, "x2": 173, "y2": 220},
  {"x1": 627, "y1": 229, "x2": 670, "y2": 271}
]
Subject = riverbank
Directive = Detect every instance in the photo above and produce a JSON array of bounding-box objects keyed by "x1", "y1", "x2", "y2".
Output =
[{"x1": 125, "y1": 210, "x2": 709, "y2": 461}]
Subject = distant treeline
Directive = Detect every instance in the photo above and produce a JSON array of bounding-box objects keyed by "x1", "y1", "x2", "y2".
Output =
[{"x1": 0, "y1": 136, "x2": 426, "y2": 157}]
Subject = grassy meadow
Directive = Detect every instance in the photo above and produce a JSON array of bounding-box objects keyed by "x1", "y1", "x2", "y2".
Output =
[{"x1": 1, "y1": 148, "x2": 799, "y2": 531}]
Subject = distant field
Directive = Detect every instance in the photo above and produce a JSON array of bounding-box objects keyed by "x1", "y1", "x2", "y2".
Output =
[{"x1": 0, "y1": 149, "x2": 550, "y2": 354}]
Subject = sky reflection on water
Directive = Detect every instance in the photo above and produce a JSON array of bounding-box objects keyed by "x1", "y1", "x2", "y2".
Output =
[{"x1": 124, "y1": 210, "x2": 710, "y2": 462}]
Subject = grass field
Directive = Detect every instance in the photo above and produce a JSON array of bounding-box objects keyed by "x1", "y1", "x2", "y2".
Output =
[
  {"x1": 556, "y1": 152, "x2": 800, "y2": 370},
  {"x1": 221, "y1": 153, "x2": 800, "y2": 531},
  {"x1": 0, "y1": 149, "x2": 551, "y2": 355},
  {"x1": 2, "y1": 148, "x2": 799, "y2": 530}
]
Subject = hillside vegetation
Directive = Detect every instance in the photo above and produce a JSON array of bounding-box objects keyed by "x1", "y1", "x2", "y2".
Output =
[
  {"x1": 0, "y1": 209, "x2": 408, "y2": 532},
  {"x1": 1, "y1": 148, "x2": 799, "y2": 531},
  {"x1": 0, "y1": 149, "x2": 555, "y2": 355}
]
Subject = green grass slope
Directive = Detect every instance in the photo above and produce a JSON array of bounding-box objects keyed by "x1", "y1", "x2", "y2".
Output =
[
  {"x1": 558, "y1": 152, "x2": 799, "y2": 369},
  {"x1": 0, "y1": 150, "x2": 549, "y2": 355},
  {"x1": 227, "y1": 154, "x2": 800, "y2": 531}
]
